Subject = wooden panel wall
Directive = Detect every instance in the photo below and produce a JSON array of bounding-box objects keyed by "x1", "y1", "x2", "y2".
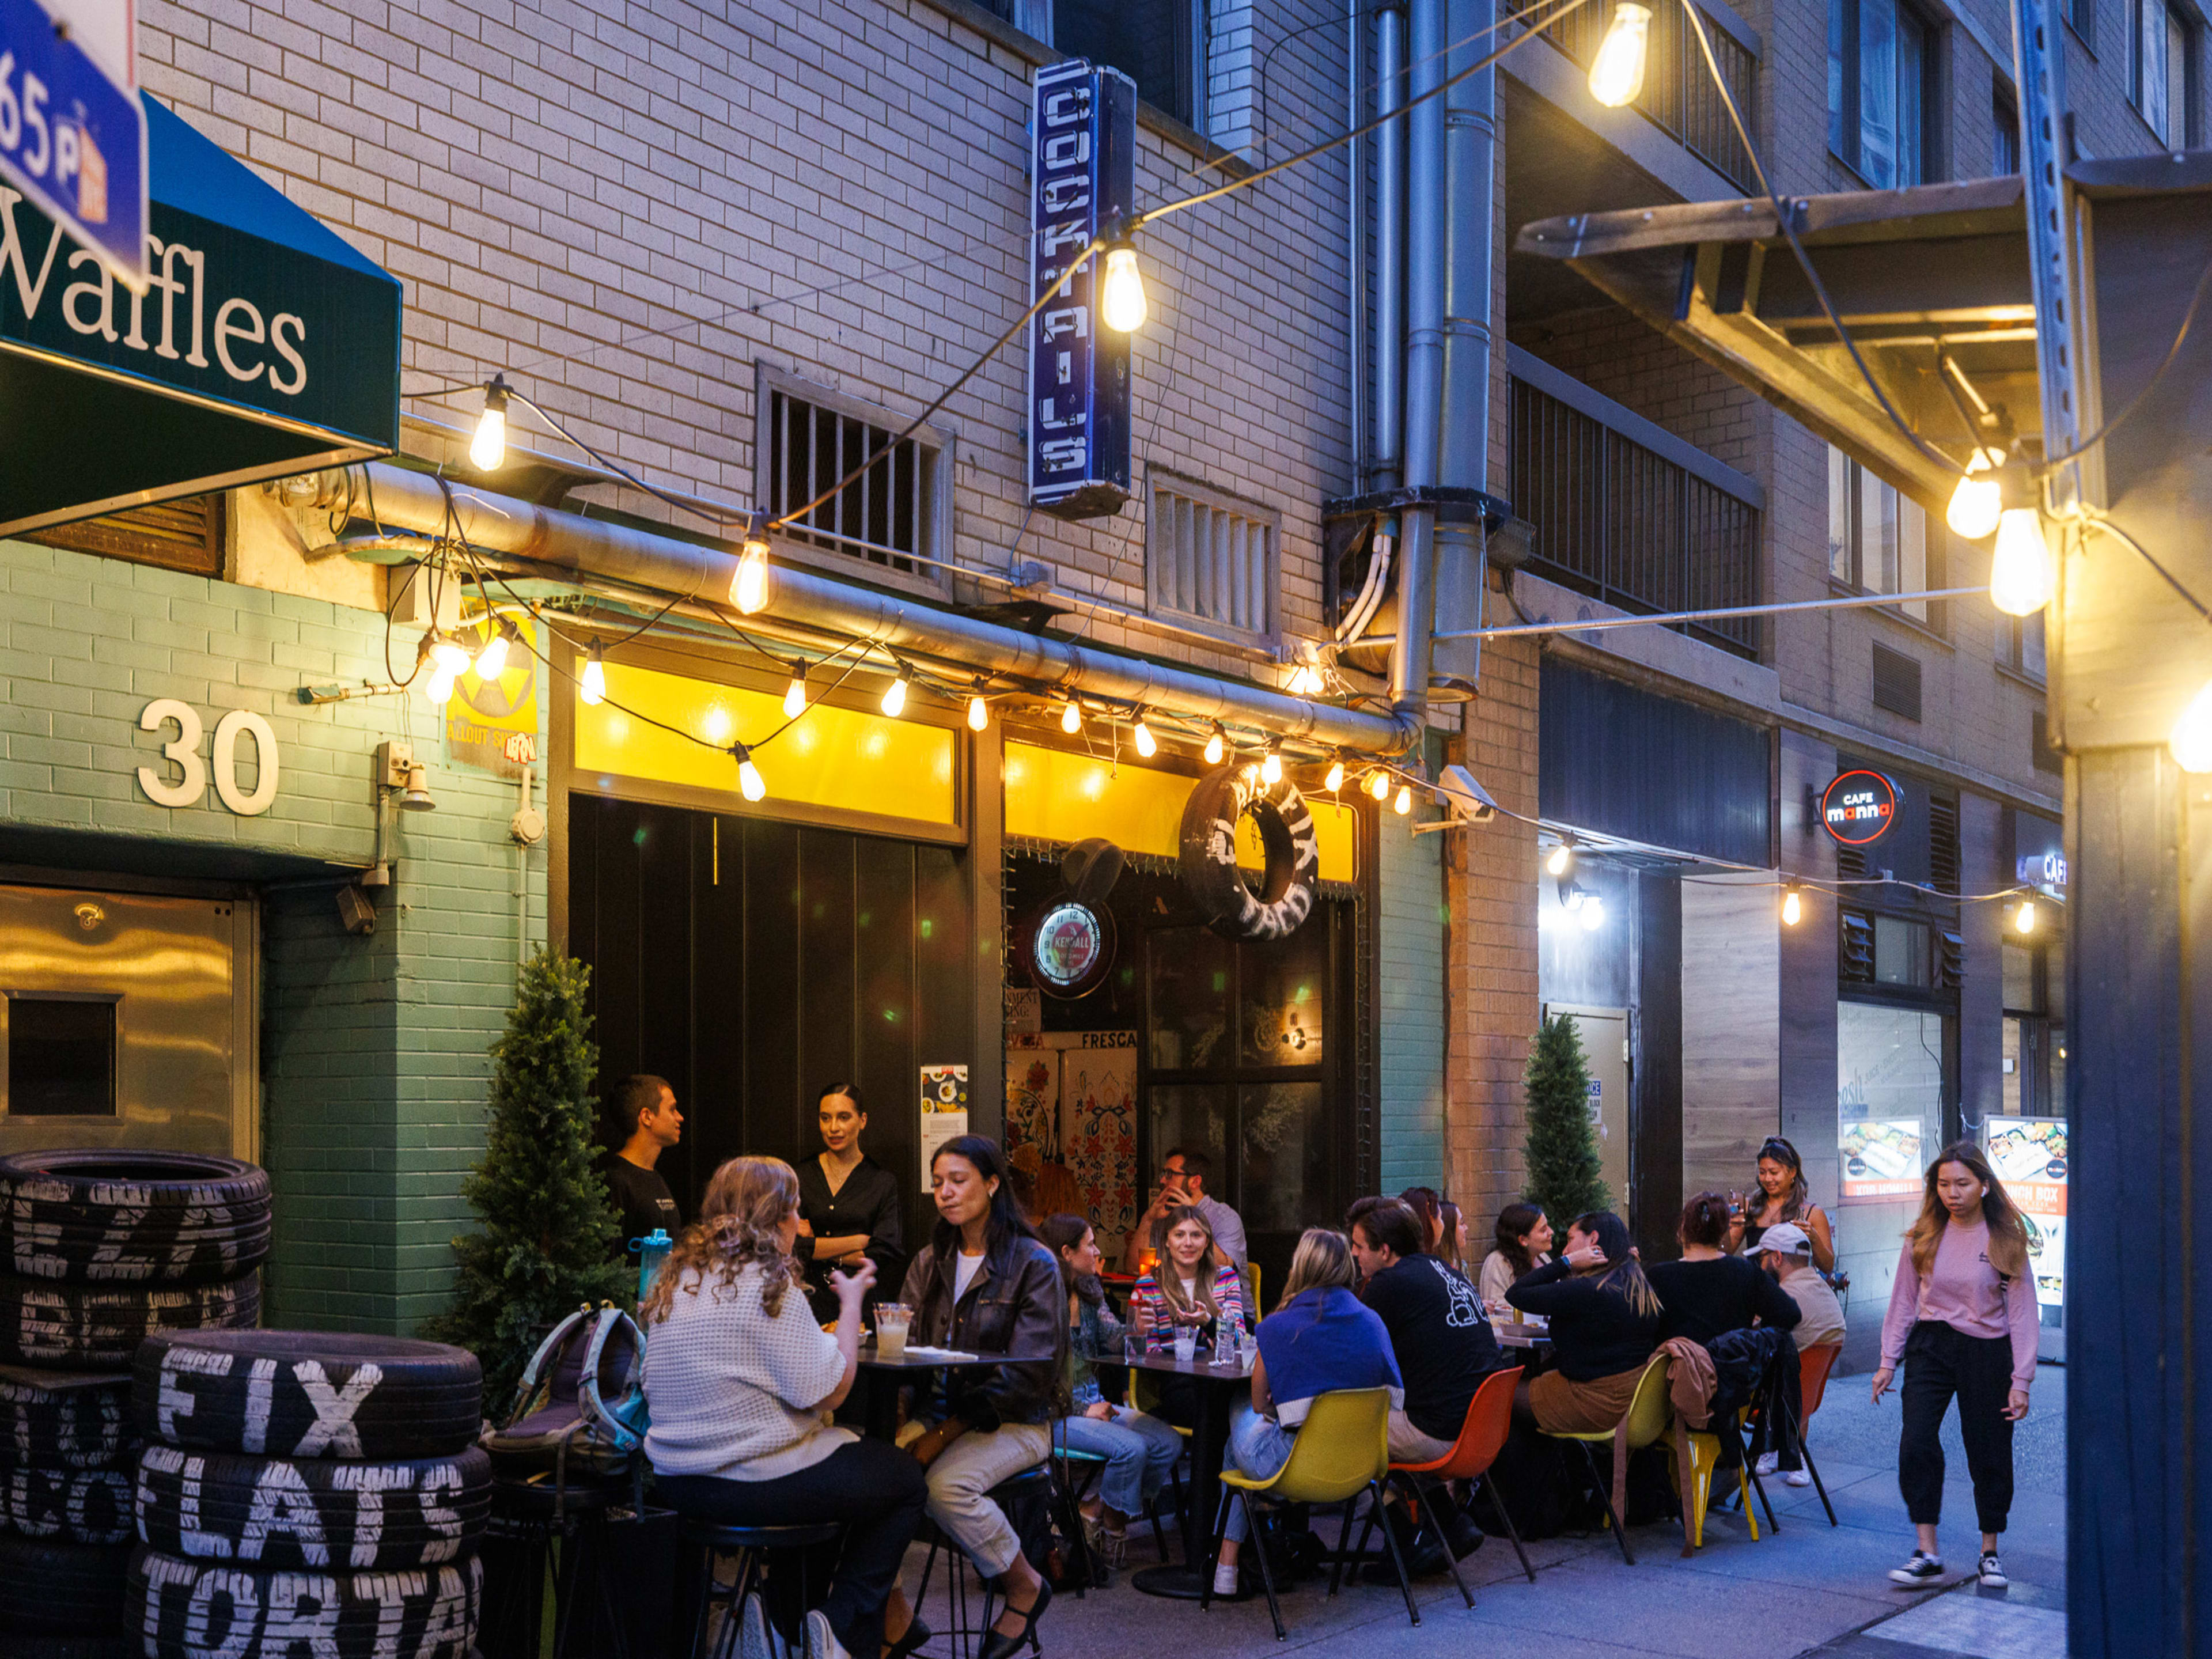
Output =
[{"x1": 1679, "y1": 876, "x2": 1780, "y2": 1203}]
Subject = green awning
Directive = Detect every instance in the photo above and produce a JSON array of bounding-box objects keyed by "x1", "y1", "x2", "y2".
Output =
[{"x1": 1, "y1": 99, "x2": 400, "y2": 535}]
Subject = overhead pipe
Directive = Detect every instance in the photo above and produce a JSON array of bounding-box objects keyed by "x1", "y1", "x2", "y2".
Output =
[
  {"x1": 1389, "y1": 0, "x2": 1448, "y2": 716},
  {"x1": 1370, "y1": 1, "x2": 1410, "y2": 493},
  {"x1": 309, "y1": 465, "x2": 1416, "y2": 755}
]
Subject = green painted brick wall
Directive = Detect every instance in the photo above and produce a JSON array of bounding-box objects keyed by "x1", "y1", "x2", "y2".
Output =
[
  {"x1": 1377, "y1": 808, "x2": 1448, "y2": 1196},
  {"x1": 0, "y1": 538, "x2": 546, "y2": 1335}
]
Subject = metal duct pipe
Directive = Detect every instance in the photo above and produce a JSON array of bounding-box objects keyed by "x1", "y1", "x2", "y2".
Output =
[
  {"x1": 1370, "y1": 1, "x2": 1409, "y2": 493},
  {"x1": 1431, "y1": 0, "x2": 1498, "y2": 688},
  {"x1": 1349, "y1": 0, "x2": 1366, "y2": 483},
  {"x1": 310, "y1": 464, "x2": 1415, "y2": 754},
  {"x1": 1390, "y1": 0, "x2": 1448, "y2": 715}
]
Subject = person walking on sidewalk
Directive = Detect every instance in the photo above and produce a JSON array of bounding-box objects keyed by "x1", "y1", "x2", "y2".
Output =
[{"x1": 1872, "y1": 1141, "x2": 2037, "y2": 1590}]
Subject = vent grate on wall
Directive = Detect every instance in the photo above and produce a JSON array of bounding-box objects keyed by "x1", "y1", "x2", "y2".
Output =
[{"x1": 1872, "y1": 642, "x2": 1922, "y2": 722}]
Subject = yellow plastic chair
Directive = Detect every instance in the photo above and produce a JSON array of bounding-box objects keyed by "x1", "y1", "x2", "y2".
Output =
[
  {"x1": 1538, "y1": 1353, "x2": 1673, "y2": 1564},
  {"x1": 1677, "y1": 1411, "x2": 1762, "y2": 1548},
  {"x1": 1198, "y1": 1387, "x2": 1412, "y2": 1640}
]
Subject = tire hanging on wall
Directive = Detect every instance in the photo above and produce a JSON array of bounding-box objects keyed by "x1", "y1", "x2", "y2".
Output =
[
  {"x1": 0, "y1": 1152, "x2": 272, "y2": 1287},
  {"x1": 134, "y1": 1331, "x2": 483, "y2": 1463},
  {"x1": 0, "y1": 1275, "x2": 261, "y2": 1371},
  {"x1": 126, "y1": 1546, "x2": 483, "y2": 1659},
  {"x1": 1176, "y1": 760, "x2": 1320, "y2": 942},
  {"x1": 134, "y1": 1444, "x2": 494, "y2": 1571}
]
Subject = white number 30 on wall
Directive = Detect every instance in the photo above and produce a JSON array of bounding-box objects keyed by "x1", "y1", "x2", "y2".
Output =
[{"x1": 137, "y1": 700, "x2": 281, "y2": 816}]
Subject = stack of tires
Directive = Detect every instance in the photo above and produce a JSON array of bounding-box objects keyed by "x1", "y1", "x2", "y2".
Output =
[
  {"x1": 127, "y1": 1329, "x2": 491, "y2": 1658},
  {"x1": 0, "y1": 1150, "x2": 271, "y2": 1659}
]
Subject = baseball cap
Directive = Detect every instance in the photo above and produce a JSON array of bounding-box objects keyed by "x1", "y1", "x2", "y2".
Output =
[{"x1": 1755, "y1": 1222, "x2": 1810, "y2": 1257}]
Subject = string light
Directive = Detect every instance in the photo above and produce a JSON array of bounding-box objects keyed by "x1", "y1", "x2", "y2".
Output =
[
  {"x1": 1061, "y1": 699, "x2": 1083, "y2": 734},
  {"x1": 1393, "y1": 783, "x2": 1412, "y2": 815},
  {"x1": 1588, "y1": 2, "x2": 1652, "y2": 106},
  {"x1": 429, "y1": 632, "x2": 472, "y2": 676},
  {"x1": 1132, "y1": 715, "x2": 1157, "y2": 757},
  {"x1": 1945, "y1": 449, "x2": 2005, "y2": 541},
  {"x1": 471, "y1": 618, "x2": 514, "y2": 680},
  {"x1": 1205, "y1": 726, "x2": 1226, "y2": 766},
  {"x1": 783, "y1": 666, "x2": 808, "y2": 719},
  {"x1": 1100, "y1": 243, "x2": 1148, "y2": 332},
  {"x1": 1990, "y1": 509, "x2": 2056, "y2": 616},
  {"x1": 470, "y1": 376, "x2": 510, "y2": 471},
  {"x1": 1261, "y1": 744, "x2": 1283, "y2": 785},
  {"x1": 1782, "y1": 885, "x2": 1802, "y2": 926},
  {"x1": 968, "y1": 693, "x2": 990, "y2": 733},
  {"x1": 734, "y1": 743, "x2": 767, "y2": 802},
  {"x1": 881, "y1": 671, "x2": 909, "y2": 718},
  {"x1": 2014, "y1": 899, "x2": 2037, "y2": 935},
  {"x1": 423, "y1": 666, "x2": 456, "y2": 706},
  {"x1": 1546, "y1": 839, "x2": 1574, "y2": 877},
  {"x1": 1579, "y1": 893, "x2": 1606, "y2": 931},
  {"x1": 1368, "y1": 770, "x2": 1391, "y2": 801},
  {"x1": 1324, "y1": 759, "x2": 1344, "y2": 793},
  {"x1": 581, "y1": 643, "x2": 607, "y2": 706},
  {"x1": 2172, "y1": 679, "x2": 2212, "y2": 771},
  {"x1": 732, "y1": 512, "x2": 772, "y2": 614}
]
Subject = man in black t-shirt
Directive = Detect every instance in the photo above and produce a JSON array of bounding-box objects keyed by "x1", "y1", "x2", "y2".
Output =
[{"x1": 598, "y1": 1074, "x2": 683, "y2": 1264}]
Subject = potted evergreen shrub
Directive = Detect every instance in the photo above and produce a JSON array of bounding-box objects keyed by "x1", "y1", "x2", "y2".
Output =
[{"x1": 1522, "y1": 1012, "x2": 1612, "y2": 1237}]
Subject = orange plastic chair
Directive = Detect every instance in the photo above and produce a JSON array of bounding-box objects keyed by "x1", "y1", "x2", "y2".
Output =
[
  {"x1": 1354, "y1": 1363, "x2": 1532, "y2": 1607},
  {"x1": 1793, "y1": 1342, "x2": 1842, "y2": 1525}
]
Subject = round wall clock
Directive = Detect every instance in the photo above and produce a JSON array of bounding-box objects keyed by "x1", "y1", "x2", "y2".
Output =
[{"x1": 1025, "y1": 899, "x2": 1115, "y2": 999}]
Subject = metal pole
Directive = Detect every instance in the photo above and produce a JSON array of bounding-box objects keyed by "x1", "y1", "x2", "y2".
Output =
[
  {"x1": 1391, "y1": 0, "x2": 1446, "y2": 716},
  {"x1": 1350, "y1": 0, "x2": 1368, "y2": 485},
  {"x1": 1372, "y1": 1, "x2": 1410, "y2": 493}
]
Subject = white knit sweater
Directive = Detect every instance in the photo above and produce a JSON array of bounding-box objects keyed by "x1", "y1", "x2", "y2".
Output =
[{"x1": 642, "y1": 1261, "x2": 857, "y2": 1480}]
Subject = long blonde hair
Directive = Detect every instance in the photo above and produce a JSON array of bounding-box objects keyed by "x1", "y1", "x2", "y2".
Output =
[
  {"x1": 1907, "y1": 1142, "x2": 2029, "y2": 1280},
  {"x1": 1277, "y1": 1227, "x2": 1357, "y2": 1309},
  {"x1": 1154, "y1": 1205, "x2": 1224, "y2": 1320},
  {"x1": 640, "y1": 1156, "x2": 805, "y2": 1327}
]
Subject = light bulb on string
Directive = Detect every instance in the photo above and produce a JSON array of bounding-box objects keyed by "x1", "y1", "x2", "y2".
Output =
[
  {"x1": 471, "y1": 620, "x2": 511, "y2": 680},
  {"x1": 580, "y1": 643, "x2": 607, "y2": 707},
  {"x1": 734, "y1": 744, "x2": 767, "y2": 803},
  {"x1": 1393, "y1": 784, "x2": 1412, "y2": 815},
  {"x1": 732, "y1": 512, "x2": 772, "y2": 614},
  {"x1": 429, "y1": 632, "x2": 471, "y2": 676},
  {"x1": 1205, "y1": 726, "x2": 1226, "y2": 766},
  {"x1": 1546, "y1": 840, "x2": 1574, "y2": 878},
  {"x1": 967, "y1": 694, "x2": 990, "y2": 733},
  {"x1": 881, "y1": 672, "x2": 909, "y2": 719},
  {"x1": 1061, "y1": 699, "x2": 1083, "y2": 734},
  {"x1": 1100, "y1": 244, "x2": 1148, "y2": 332},
  {"x1": 423, "y1": 666, "x2": 457, "y2": 706},
  {"x1": 1324, "y1": 759, "x2": 1345, "y2": 793},
  {"x1": 783, "y1": 667, "x2": 808, "y2": 720},
  {"x1": 2171, "y1": 678, "x2": 2212, "y2": 772},
  {"x1": 2014, "y1": 899, "x2": 2037, "y2": 935},
  {"x1": 1782, "y1": 886, "x2": 1802, "y2": 927},
  {"x1": 1587, "y1": 2, "x2": 1652, "y2": 107},
  {"x1": 1945, "y1": 449, "x2": 2005, "y2": 541},
  {"x1": 1261, "y1": 745, "x2": 1283, "y2": 785},
  {"x1": 1368, "y1": 770, "x2": 1391, "y2": 801},
  {"x1": 1132, "y1": 715, "x2": 1157, "y2": 757},
  {"x1": 470, "y1": 376, "x2": 510, "y2": 471},
  {"x1": 1989, "y1": 509, "x2": 2056, "y2": 616}
]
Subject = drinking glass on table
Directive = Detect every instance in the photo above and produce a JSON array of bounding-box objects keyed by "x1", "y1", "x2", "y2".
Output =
[
  {"x1": 1172, "y1": 1327, "x2": 1197, "y2": 1363},
  {"x1": 875, "y1": 1302, "x2": 912, "y2": 1361}
]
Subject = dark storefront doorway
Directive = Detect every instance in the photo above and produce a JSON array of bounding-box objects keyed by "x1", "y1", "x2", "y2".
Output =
[{"x1": 567, "y1": 793, "x2": 974, "y2": 1244}]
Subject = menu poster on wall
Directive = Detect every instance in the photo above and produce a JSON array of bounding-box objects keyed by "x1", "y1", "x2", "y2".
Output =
[
  {"x1": 1840, "y1": 1119, "x2": 1925, "y2": 1198},
  {"x1": 919, "y1": 1065, "x2": 971, "y2": 1191},
  {"x1": 1986, "y1": 1116, "x2": 2068, "y2": 1308}
]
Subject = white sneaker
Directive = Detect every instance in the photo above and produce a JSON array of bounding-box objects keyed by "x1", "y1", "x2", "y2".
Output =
[
  {"x1": 1755, "y1": 1452, "x2": 1779, "y2": 1476},
  {"x1": 1213, "y1": 1560, "x2": 1241, "y2": 1597},
  {"x1": 804, "y1": 1609, "x2": 851, "y2": 1659},
  {"x1": 1889, "y1": 1551, "x2": 1945, "y2": 1586},
  {"x1": 1785, "y1": 1468, "x2": 1813, "y2": 1487},
  {"x1": 1978, "y1": 1552, "x2": 2008, "y2": 1588},
  {"x1": 738, "y1": 1593, "x2": 779, "y2": 1659}
]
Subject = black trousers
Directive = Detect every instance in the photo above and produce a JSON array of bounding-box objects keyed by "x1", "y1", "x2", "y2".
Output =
[
  {"x1": 658, "y1": 1437, "x2": 929, "y2": 1654},
  {"x1": 1897, "y1": 1319, "x2": 2016, "y2": 1535}
]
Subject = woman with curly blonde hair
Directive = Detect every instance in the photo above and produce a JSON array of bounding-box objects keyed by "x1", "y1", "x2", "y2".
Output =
[{"x1": 641, "y1": 1157, "x2": 927, "y2": 1659}]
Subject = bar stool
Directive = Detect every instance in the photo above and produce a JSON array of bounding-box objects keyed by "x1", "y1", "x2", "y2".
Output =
[
  {"x1": 679, "y1": 1516, "x2": 845, "y2": 1659},
  {"x1": 481, "y1": 1476, "x2": 635, "y2": 1659},
  {"x1": 912, "y1": 1465, "x2": 1055, "y2": 1659}
]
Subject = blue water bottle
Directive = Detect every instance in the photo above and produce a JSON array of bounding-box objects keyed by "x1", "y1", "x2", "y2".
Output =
[{"x1": 636, "y1": 1228, "x2": 673, "y2": 1306}]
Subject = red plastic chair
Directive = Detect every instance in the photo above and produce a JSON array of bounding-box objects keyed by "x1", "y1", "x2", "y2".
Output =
[
  {"x1": 1794, "y1": 1343, "x2": 1842, "y2": 1526},
  {"x1": 1355, "y1": 1363, "x2": 1532, "y2": 1607}
]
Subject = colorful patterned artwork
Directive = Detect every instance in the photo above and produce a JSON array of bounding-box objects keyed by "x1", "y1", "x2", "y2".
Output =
[
  {"x1": 1005, "y1": 1042, "x2": 1059, "y2": 1161},
  {"x1": 1003, "y1": 1032, "x2": 1139, "y2": 1256}
]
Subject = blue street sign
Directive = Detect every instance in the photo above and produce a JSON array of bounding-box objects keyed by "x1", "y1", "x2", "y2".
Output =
[
  {"x1": 0, "y1": 0, "x2": 145, "y2": 289},
  {"x1": 1027, "y1": 60, "x2": 1134, "y2": 521}
]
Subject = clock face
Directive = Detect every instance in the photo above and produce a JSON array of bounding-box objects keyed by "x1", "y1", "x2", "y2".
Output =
[{"x1": 1033, "y1": 902, "x2": 1105, "y2": 989}]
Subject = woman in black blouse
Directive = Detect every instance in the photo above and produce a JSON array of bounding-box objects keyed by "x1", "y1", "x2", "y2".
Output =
[
  {"x1": 1505, "y1": 1210, "x2": 1663, "y2": 1434},
  {"x1": 797, "y1": 1083, "x2": 904, "y2": 1320}
]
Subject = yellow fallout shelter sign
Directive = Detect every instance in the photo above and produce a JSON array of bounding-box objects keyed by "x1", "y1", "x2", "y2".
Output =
[{"x1": 446, "y1": 618, "x2": 540, "y2": 775}]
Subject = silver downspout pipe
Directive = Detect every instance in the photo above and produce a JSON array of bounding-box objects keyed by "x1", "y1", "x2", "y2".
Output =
[
  {"x1": 1349, "y1": 0, "x2": 1367, "y2": 485},
  {"x1": 1431, "y1": 0, "x2": 1497, "y2": 688},
  {"x1": 311, "y1": 464, "x2": 1415, "y2": 755},
  {"x1": 1371, "y1": 1, "x2": 1409, "y2": 493},
  {"x1": 1390, "y1": 0, "x2": 1446, "y2": 716}
]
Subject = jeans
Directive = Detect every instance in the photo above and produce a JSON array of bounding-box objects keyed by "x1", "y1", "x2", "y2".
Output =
[
  {"x1": 1058, "y1": 1407, "x2": 1184, "y2": 1517},
  {"x1": 656, "y1": 1437, "x2": 927, "y2": 1656},
  {"x1": 1219, "y1": 1403, "x2": 1297, "y2": 1543},
  {"x1": 924, "y1": 1421, "x2": 1053, "y2": 1577},
  {"x1": 1897, "y1": 1320, "x2": 2017, "y2": 1535}
]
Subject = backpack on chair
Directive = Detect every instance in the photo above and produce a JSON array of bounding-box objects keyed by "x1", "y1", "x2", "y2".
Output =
[{"x1": 483, "y1": 1302, "x2": 650, "y2": 1517}]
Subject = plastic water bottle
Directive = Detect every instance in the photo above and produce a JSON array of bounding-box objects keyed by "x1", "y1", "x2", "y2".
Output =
[{"x1": 636, "y1": 1228, "x2": 673, "y2": 1306}]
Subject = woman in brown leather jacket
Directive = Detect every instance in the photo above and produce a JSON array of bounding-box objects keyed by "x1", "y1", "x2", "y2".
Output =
[{"x1": 896, "y1": 1135, "x2": 1067, "y2": 1659}]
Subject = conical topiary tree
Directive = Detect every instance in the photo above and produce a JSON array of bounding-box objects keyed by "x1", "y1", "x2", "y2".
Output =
[
  {"x1": 423, "y1": 949, "x2": 628, "y2": 1410},
  {"x1": 1522, "y1": 1012, "x2": 1611, "y2": 1236}
]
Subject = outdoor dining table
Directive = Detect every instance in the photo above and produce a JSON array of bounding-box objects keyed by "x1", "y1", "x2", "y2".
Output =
[
  {"x1": 1122, "y1": 1346, "x2": 1257, "y2": 1600},
  {"x1": 854, "y1": 1342, "x2": 1013, "y2": 1442}
]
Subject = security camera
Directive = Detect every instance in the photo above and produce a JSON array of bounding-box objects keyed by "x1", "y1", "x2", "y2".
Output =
[
  {"x1": 1433, "y1": 764, "x2": 1498, "y2": 824},
  {"x1": 337, "y1": 885, "x2": 377, "y2": 936}
]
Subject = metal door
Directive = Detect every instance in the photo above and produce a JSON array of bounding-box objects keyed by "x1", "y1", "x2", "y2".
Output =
[{"x1": 1547, "y1": 1003, "x2": 1633, "y2": 1231}]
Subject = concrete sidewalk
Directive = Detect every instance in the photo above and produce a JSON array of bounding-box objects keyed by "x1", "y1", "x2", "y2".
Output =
[{"x1": 934, "y1": 1366, "x2": 2067, "y2": 1659}]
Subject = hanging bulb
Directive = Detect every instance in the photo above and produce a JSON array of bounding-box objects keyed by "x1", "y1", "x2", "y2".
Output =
[
  {"x1": 732, "y1": 514, "x2": 772, "y2": 614},
  {"x1": 967, "y1": 693, "x2": 990, "y2": 733},
  {"x1": 1132, "y1": 716, "x2": 1157, "y2": 757},
  {"x1": 1261, "y1": 746, "x2": 1283, "y2": 785},
  {"x1": 735, "y1": 745, "x2": 767, "y2": 803},
  {"x1": 2014, "y1": 899, "x2": 2037, "y2": 935},
  {"x1": 1782, "y1": 887, "x2": 1802, "y2": 927},
  {"x1": 881, "y1": 672, "x2": 908, "y2": 718},
  {"x1": 1989, "y1": 509, "x2": 2056, "y2": 616},
  {"x1": 423, "y1": 666, "x2": 457, "y2": 706},
  {"x1": 1580, "y1": 895, "x2": 1606, "y2": 931},
  {"x1": 2171, "y1": 679, "x2": 2212, "y2": 772},
  {"x1": 581, "y1": 644, "x2": 607, "y2": 707},
  {"x1": 1546, "y1": 842, "x2": 1574, "y2": 878},
  {"x1": 1945, "y1": 449, "x2": 2005, "y2": 541},
  {"x1": 1368, "y1": 770, "x2": 1391, "y2": 801},
  {"x1": 1100, "y1": 245, "x2": 1148, "y2": 332},
  {"x1": 472, "y1": 620, "x2": 511, "y2": 680},
  {"x1": 1393, "y1": 783, "x2": 1412, "y2": 815},
  {"x1": 429, "y1": 632, "x2": 471, "y2": 676},
  {"x1": 1324, "y1": 759, "x2": 1345, "y2": 793},
  {"x1": 1587, "y1": 2, "x2": 1652, "y2": 107},
  {"x1": 470, "y1": 376, "x2": 510, "y2": 471},
  {"x1": 1205, "y1": 727, "x2": 1226, "y2": 766},
  {"x1": 783, "y1": 668, "x2": 808, "y2": 720}
]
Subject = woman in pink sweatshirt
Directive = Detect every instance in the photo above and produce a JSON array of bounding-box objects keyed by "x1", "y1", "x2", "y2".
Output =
[{"x1": 1870, "y1": 1141, "x2": 2038, "y2": 1591}]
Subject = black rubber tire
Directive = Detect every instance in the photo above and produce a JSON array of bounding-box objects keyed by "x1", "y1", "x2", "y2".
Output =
[
  {"x1": 127, "y1": 1546, "x2": 483, "y2": 1658},
  {"x1": 0, "y1": 1532, "x2": 133, "y2": 1634},
  {"x1": 134, "y1": 1331, "x2": 482, "y2": 1461},
  {"x1": 135, "y1": 1444, "x2": 493, "y2": 1570},
  {"x1": 2, "y1": 1458, "x2": 135, "y2": 1543},
  {"x1": 1, "y1": 1151, "x2": 271, "y2": 1287},
  {"x1": 16, "y1": 1636, "x2": 127, "y2": 1659},
  {"x1": 1176, "y1": 761, "x2": 1320, "y2": 941},
  {"x1": 0, "y1": 1374, "x2": 137, "y2": 1469},
  {"x1": 0, "y1": 1275, "x2": 260, "y2": 1371}
]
